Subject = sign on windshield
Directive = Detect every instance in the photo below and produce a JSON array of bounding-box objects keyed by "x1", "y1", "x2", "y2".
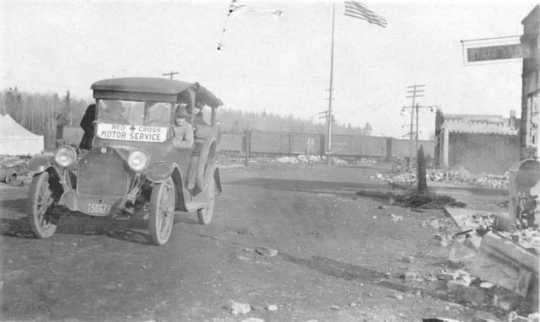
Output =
[{"x1": 96, "y1": 123, "x2": 168, "y2": 143}]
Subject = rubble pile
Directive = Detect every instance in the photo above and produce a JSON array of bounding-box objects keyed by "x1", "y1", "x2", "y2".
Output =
[
  {"x1": 274, "y1": 155, "x2": 351, "y2": 165},
  {"x1": 376, "y1": 168, "x2": 509, "y2": 190},
  {"x1": 467, "y1": 212, "x2": 497, "y2": 231},
  {"x1": 0, "y1": 155, "x2": 30, "y2": 185},
  {"x1": 500, "y1": 228, "x2": 540, "y2": 255}
]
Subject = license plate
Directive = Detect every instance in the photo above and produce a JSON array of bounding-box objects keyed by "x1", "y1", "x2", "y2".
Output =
[{"x1": 88, "y1": 201, "x2": 111, "y2": 215}]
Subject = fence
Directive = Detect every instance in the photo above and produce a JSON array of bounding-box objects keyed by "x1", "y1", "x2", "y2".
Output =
[{"x1": 62, "y1": 126, "x2": 434, "y2": 160}]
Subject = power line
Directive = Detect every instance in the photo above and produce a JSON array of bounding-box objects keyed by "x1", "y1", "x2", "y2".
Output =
[{"x1": 162, "y1": 71, "x2": 179, "y2": 80}]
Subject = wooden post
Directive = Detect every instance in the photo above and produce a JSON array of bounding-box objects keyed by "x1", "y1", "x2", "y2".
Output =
[
  {"x1": 243, "y1": 130, "x2": 252, "y2": 166},
  {"x1": 443, "y1": 127, "x2": 449, "y2": 168},
  {"x1": 417, "y1": 145, "x2": 427, "y2": 193}
]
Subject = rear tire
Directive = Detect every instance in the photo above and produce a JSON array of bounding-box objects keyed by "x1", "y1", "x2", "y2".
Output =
[
  {"x1": 197, "y1": 175, "x2": 216, "y2": 225},
  {"x1": 28, "y1": 172, "x2": 57, "y2": 238},
  {"x1": 148, "y1": 179, "x2": 175, "y2": 245}
]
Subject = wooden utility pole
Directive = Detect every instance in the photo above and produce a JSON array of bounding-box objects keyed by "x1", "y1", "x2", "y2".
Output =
[
  {"x1": 162, "y1": 71, "x2": 179, "y2": 80},
  {"x1": 403, "y1": 84, "x2": 425, "y2": 166},
  {"x1": 417, "y1": 145, "x2": 427, "y2": 193},
  {"x1": 326, "y1": 1, "x2": 336, "y2": 166}
]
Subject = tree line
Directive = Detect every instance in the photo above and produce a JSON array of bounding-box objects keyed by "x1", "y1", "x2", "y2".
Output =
[{"x1": 0, "y1": 88, "x2": 373, "y2": 149}]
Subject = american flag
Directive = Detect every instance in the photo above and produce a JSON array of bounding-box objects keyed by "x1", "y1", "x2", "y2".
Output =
[
  {"x1": 344, "y1": 1, "x2": 387, "y2": 28},
  {"x1": 227, "y1": 0, "x2": 246, "y2": 16}
]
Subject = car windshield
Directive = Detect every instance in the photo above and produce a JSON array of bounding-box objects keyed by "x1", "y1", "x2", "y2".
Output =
[{"x1": 97, "y1": 100, "x2": 172, "y2": 126}]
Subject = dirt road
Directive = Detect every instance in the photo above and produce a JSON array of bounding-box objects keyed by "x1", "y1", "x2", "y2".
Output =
[{"x1": 0, "y1": 163, "x2": 507, "y2": 321}]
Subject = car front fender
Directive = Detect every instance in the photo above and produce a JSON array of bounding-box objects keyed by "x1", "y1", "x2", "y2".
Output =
[
  {"x1": 28, "y1": 154, "x2": 55, "y2": 174},
  {"x1": 145, "y1": 161, "x2": 174, "y2": 182}
]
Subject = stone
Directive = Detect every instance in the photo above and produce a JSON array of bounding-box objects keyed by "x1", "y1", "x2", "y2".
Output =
[
  {"x1": 453, "y1": 269, "x2": 473, "y2": 286},
  {"x1": 437, "y1": 271, "x2": 455, "y2": 281},
  {"x1": 447, "y1": 282, "x2": 486, "y2": 306},
  {"x1": 464, "y1": 234, "x2": 483, "y2": 250},
  {"x1": 403, "y1": 271, "x2": 419, "y2": 282},
  {"x1": 479, "y1": 282, "x2": 494, "y2": 289},
  {"x1": 430, "y1": 219, "x2": 441, "y2": 230},
  {"x1": 403, "y1": 256, "x2": 415, "y2": 263},
  {"x1": 497, "y1": 300, "x2": 512, "y2": 311},
  {"x1": 241, "y1": 318, "x2": 264, "y2": 322},
  {"x1": 236, "y1": 255, "x2": 251, "y2": 261},
  {"x1": 254, "y1": 247, "x2": 278, "y2": 257},
  {"x1": 391, "y1": 293, "x2": 404, "y2": 300},
  {"x1": 230, "y1": 301, "x2": 251, "y2": 315},
  {"x1": 266, "y1": 304, "x2": 278, "y2": 311},
  {"x1": 472, "y1": 310, "x2": 501, "y2": 322},
  {"x1": 330, "y1": 305, "x2": 340, "y2": 310},
  {"x1": 449, "y1": 243, "x2": 476, "y2": 264}
]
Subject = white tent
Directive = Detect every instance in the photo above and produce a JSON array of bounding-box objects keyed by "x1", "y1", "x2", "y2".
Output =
[{"x1": 0, "y1": 114, "x2": 44, "y2": 155}]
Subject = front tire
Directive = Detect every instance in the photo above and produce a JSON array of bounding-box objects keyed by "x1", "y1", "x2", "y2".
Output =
[
  {"x1": 197, "y1": 175, "x2": 216, "y2": 225},
  {"x1": 28, "y1": 172, "x2": 57, "y2": 238},
  {"x1": 148, "y1": 179, "x2": 175, "y2": 245}
]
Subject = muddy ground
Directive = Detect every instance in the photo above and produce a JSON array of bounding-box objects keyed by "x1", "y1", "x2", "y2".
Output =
[{"x1": 0, "y1": 162, "x2": 511, "y2": 321}]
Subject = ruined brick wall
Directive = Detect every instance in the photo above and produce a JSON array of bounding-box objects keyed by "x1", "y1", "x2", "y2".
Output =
[{"x1": 448, "y1": 133, "x2": 519, "y2": 173}]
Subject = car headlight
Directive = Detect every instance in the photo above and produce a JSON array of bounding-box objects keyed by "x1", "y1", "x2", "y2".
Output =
[
  {"x1": 127, "y1": 151, "x2": 149, "y2": 172},
  {"x1": 54, "y1": 147, "x2": 76, "y2": 168}
]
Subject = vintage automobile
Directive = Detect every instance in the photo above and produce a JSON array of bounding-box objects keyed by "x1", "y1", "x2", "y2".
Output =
[{"x1": 28, "y1": 77, "x2": 223, "y2": 245}]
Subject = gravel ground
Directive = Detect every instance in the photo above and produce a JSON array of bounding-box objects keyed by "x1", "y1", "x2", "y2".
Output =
[{"x1": 0, "y1": 162, "x2": 512, "y2": 321}]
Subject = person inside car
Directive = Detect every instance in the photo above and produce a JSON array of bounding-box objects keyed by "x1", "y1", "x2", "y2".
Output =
[{"x1": 102, "y1": 101, "x2": 128, "y2": 124}]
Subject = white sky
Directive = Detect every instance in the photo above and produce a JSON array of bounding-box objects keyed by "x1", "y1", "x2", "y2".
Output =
[{"x1": 1, "y1": 0, "x2": 537, "y2": 138}]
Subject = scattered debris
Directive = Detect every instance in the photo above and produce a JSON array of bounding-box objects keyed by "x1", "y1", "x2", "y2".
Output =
[
  {"x1": 276, "y1": 156, "x2": 300, "y2": 164},
  {"x1": 377, "y1": 168, "x2": 509, "y2": 190},
  {"x1": 275, "y1": 155, "x2": 322, "y2": 165},
  {"x1": 390, "y1": 213, "x2": 403, "y2": 222},
  {"x1": 499, "y1": 228, "x2": 540, "y2": 254},
  {"x1": 229, "y1": 301, "x2": 251, "y2": 315},
  {"x1": 446, "y1": 269, "x2": 473, "y2": 287},
  {"x1": 254, "y1": 247, "x2": 278, "y2": 257},
  {"x1": 437, "y1": 271, "x2": 455, "y2": 281}
]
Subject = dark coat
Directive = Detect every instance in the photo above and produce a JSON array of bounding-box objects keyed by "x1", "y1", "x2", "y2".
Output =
[{"x1": 79, "y1": 104, "x2": 96, "y2": 150}]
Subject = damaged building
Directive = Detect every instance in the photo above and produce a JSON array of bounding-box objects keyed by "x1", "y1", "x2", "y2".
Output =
[{"x1": 435, "y1": 111, "x2": 520, "y2": 173}]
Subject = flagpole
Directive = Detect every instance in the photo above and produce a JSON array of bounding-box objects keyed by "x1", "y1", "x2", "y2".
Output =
[{"x1": 327, "y1": 1, "x2": 336, "y2": 166}]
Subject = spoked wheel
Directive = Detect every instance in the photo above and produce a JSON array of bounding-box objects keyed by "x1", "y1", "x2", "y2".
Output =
[
  {"x1": 148, "y1": 179, "x2": 175, "y2": 246},
  {"x1": 28, "y1": 172, "x2": 58, "y2": 238},
  {"x1": 197, "y1": 175, "x2": 216, "y2": 225}
]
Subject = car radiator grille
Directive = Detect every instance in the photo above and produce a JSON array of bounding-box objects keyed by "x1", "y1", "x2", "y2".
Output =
[{"x1": 77, "y1": 151, "x2": 130, "y2": 197}]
